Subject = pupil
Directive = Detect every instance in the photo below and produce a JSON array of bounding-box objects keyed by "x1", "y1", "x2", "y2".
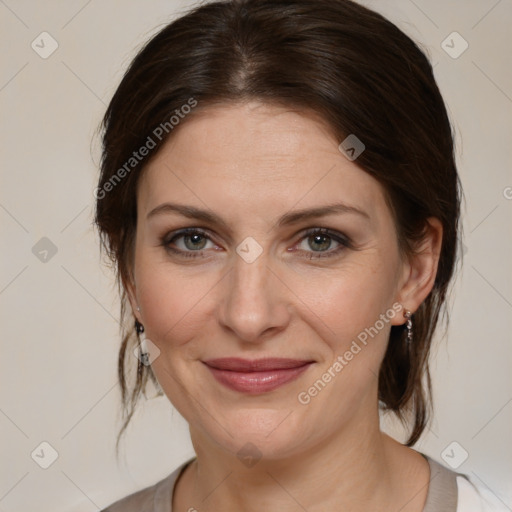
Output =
[
  {"x1": 310, "y1": 234, "x2": 330, "y2": 251},
  {"x1": 185, "y1": 234, "x2": 206, "y2": 250}
]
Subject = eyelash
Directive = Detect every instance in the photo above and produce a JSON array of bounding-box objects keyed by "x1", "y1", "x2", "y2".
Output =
[{"x1": 160, "y1": 227, "x2": 351, "y2": 260}]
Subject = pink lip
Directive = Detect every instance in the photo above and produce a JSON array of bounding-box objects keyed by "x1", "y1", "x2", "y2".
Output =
[{"x1": 203, "y1": 358, "x2": 314, "y2": 394}]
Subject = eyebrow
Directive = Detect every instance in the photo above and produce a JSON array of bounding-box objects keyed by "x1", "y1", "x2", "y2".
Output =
[{"x1": 146, "y1": 201, "x2": 370, "y2": 228}]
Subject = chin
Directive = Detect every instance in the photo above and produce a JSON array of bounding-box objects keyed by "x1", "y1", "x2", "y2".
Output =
[{"x1": 204, "y1": 407, "x2": 313, "y2": 462}]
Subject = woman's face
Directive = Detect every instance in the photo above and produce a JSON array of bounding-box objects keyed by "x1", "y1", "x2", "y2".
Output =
[{"x1": 129, "y1": 101, "x2": 419, "y2": 460}]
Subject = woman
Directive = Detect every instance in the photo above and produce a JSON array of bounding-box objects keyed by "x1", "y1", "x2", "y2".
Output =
[{"x1": 95, "y1": 0, "x2": 503, "y2": 510}]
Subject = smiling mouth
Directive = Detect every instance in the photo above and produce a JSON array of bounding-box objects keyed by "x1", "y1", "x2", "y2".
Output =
[{"x1": 202, "y1": 357, "x2": 314, "y2": 394}]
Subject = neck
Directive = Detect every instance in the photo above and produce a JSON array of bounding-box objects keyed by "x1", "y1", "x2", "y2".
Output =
[{"x1": 178, "y1": 406, "x2": 422, "y2": 512}]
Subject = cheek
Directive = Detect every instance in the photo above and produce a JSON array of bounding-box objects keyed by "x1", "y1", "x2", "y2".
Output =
[
  {"x1": 291, "y1": 254, "x2": 399, "y2": 347},
  {"x1": 293, "y1": 262, "x2": 397, "y2": 419},
  {"x1": 133, "y1": 256, "x2": 217, "y2": 413},
  {"x1": 134, "y1": 252, "x2": 221, "y2": 352}
]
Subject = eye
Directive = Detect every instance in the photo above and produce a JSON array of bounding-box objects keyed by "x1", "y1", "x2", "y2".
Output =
[
  {"x1": 293, "y1": 228, "x2": 350, "y2": 259},
  {"x1": 162, "y1": 228, "x2": 218, "y2": 258}
]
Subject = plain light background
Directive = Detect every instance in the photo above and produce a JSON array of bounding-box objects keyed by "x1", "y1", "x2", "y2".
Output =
[{"x1": 1, "y1": 0, "x2": 511, "y2": 510}]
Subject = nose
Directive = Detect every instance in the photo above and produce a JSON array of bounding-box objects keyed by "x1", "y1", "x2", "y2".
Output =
[{"x1": 217, "y1": 248, "x2": 291, "y2": 344}]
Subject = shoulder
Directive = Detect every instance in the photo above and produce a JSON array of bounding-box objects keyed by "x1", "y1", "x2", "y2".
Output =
[
  {"x1": 419, "y1": 453, "x2": 508, "y2": 512},
  {"x1": 456, "y1": 474, "x2": 509, "y2": 512},
  {"x1": 101, "y1": 459, "x2": 194, "y2": 512},
  {"x1": 100, "y1": 478, "x2": 161, "y2": 512}
]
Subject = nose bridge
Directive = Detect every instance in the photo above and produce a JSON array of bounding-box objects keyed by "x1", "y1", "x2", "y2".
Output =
[
  {"x1": 232, "y1": 247, "x2": 269, "y2": 300},
  {"x1": 219, "y1": 242, "x2": 287, "y2": 342}
]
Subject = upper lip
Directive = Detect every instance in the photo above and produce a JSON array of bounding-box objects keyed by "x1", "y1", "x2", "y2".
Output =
[{"x1": 203, "y1": 358, "x2": 314, "y2": 372}]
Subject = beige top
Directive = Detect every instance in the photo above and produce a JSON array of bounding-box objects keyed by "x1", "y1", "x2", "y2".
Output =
[{"x1": 101, "y1": 453, "x2": 468, "y2": 511}]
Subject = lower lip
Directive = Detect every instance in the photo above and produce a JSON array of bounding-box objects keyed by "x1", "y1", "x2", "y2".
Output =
[{"x1": 204, "y1": 363, "x2": 313, "y2": 394}]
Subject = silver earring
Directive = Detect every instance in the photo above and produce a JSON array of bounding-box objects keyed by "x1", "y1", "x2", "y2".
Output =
[
  {"x1": 404, "y1": 310, "x2": 413, "y2": 344},
  {"x1": 134, "y1": 319, "x2": 151, "y2": 367},
  {"x1": 135, "y1": 319, "x2": 144, "y2": 334}
]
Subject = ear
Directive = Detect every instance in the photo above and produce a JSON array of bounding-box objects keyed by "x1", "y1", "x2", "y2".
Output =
[{"x1": 390, "y1": 217, "x2": 443, "y2": 326}]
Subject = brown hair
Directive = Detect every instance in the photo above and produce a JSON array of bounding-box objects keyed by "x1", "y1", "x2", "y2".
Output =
[{"x1": 94, "y1": 0, "x2": 461, "y2": 453}]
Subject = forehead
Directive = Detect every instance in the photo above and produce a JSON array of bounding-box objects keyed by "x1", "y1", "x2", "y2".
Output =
[{"x1": 138, "y1": 101, "x2": 388, "y2": 225}]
